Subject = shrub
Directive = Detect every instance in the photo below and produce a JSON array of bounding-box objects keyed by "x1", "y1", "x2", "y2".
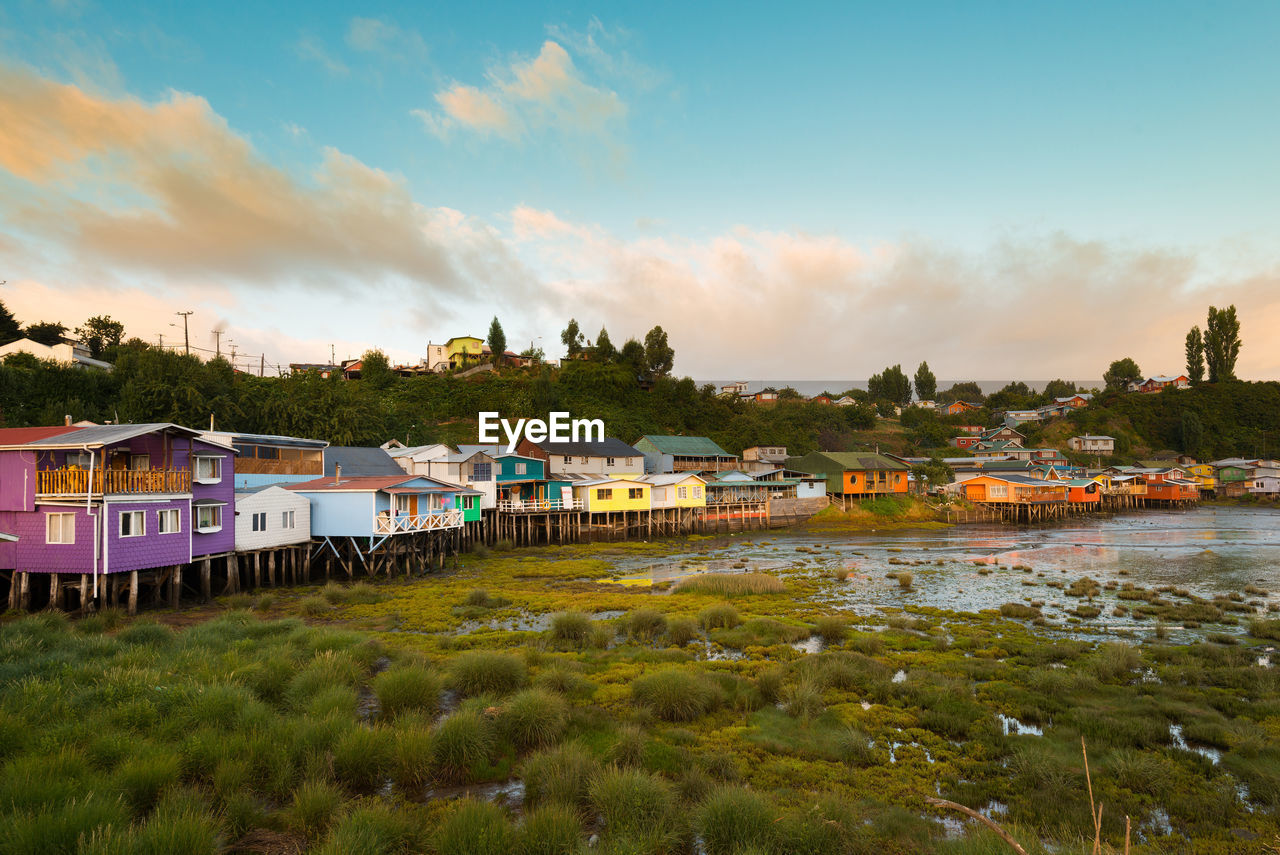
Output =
[
  {"x1": 288, "y1": 779, "x2": 345, "y2": 840},
  {"x1": 333, "y1": 727, "x2": 392, "y2": 793},
  {"x1": 813, "y1": 616, "x2": 848, "y2": 644},
  {"x1": 534, "y1": 668, "x2": 596, "y2": 699},
  {"x1": 522, "y1": 742, "x2": 600, "y2": 811},
  {"x1": 549, "y1": 612, "x2": 593, "y2": 646},
  {"x1": 436, "y1": 799, "x2": 514, "y2": 855},
  {"x1": 895, "y1": 571, "x2": 914, "y2": 589},
  {"x1": 589, "y1": 767, "x2": 674, "y2": 837},
  {"x1": 450, "y1": 651, "x2": 528, "y2": 697},
  {"x1": 697, "y1": 786, "x2": 776, "y2": 855},
  {"x1": 431, "y1": 711, "x2": 491, "y2": 783},
  {"x1": 632, "y1": 669, "x2": 720, "y2": 721},
  {"x1": 114, "y1": 747, "x2": 181, "y2": 813},
  {"x1": 665, "y1": 617, "x2": 700, "y2": 647},
  {"x1": 373, "y1": 665, "x2": 441, "y2": 719},
  {"x1": 391, "y1": 718, "x2": 434, "y2": 790},
  {"x1": 1092, "y1": 642, "x2": 1140, "y2": 681},
  {"x1": 1000, "y1": 602, "x2": 1041, "y2": 619},
  {"x1": 502, "y1": 689, "x2": 569, "y2": 751},
  {"x1": 781, "y1": 676, "x2": 825, "y2": 720},
  {"x1": 674, "y1": 573, "x2": 785, "y2": 596},
  {"x1": 299, "y1": 595, "x2": 332, "y2": 617},
  {"x1": 698, "y1": 603, "x2": 741, "y2": 631},
  {"x1": 623, "y1": 608, "x2": 667, "y2": 642}
]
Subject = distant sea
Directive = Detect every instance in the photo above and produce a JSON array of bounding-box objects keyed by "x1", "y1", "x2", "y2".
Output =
[{"x1": 697, "y1": 380, "x2": 1100, "y2": 397}]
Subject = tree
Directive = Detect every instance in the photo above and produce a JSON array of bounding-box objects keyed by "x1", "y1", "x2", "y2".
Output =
[
  {"x1": 24, "y1": 321, "x2": 68, "y2": 346},
  {"x1": 1184, "y1": 326, "x2": 1205, "y2": 385},
  {"x1": 560, "y1": 319, "x2": 584, "y2": 358},
  {"x1": 913, "y1": 361, "x2": 937, "y2": 402},
  {"x1": 595, "y1": 327, "x2": 617, "y2": 362},
  {"x1": 911, "y1": 458, "x2": 954, "y2": 492},
  {"x1": 1203, "y1": 305, "x2": 1241, "y2": 383},
  {"x1": 867, "y1": 364, "x2": 912, "y2": 408},
  {"x1": 75, "y1": 316, "x2": 125, "y2": 359},
  {"x1": 0, "y1": 301, "x2": 22, "y2": 345},
  {"x1": 520, "y1": 345, "x2": 545, "y2": 362},
  {"x1": 1180, "y1": 409, "x2": 1204, "y2": 457},
  {"x1": 487, "y1": 317, "x2": 506, "y2": 367},
  {"x1": 1041, "y1": 379, "x2": 1077, "y2": 400},
  {"x1": 619, "y1": 338, "x2": 647, "y2": 375},
  {"x1": 987, "y1": 381, "x2": 1034, "y2": 411},
  {"x1": 643, "y1": 326, "x2": 674, "y2": 377},
  {"x1": 938, "y1": 381, "x2": 984, "y2": 405},
  {"x1": 1103, "y1": 357, "x2": 1142, "y2": 391},
  {"x1": 360, "y1": 349, "x2": 393, "y2": 388}
]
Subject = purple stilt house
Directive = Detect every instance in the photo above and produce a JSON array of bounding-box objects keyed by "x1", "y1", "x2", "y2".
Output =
[{"x1": 0, "y1": 422, "x2": 236, "y2": 611}]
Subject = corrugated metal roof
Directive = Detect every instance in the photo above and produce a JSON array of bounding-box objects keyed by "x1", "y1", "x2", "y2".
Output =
[
  {"x1": 637, "y1": 473, "x2": 708, "y2": 486},
  {"x1": 799, "y1": 452, "x2": 909, "y2": 471},
  {"x1": 288, "y1": 474, "x2": 465, "y2": 492},
  {"x1": 0, "y1": 425, "x2": 82, "y2": 446},
  {"x1": 23, "y1": 423, "x2": 210, "y2": 448},
  {"x1": 324, "y1": 446, "x2": 404, "y2": 476},
  {"x1": 536, "y1": 437, "x2": 642, "y2": 457},
  {"x1": 635, "y1": 435, "x2": 734, "y2": 457},
  {"x1": 207, "y1": 431, "x2": 328, "y2": 449}
]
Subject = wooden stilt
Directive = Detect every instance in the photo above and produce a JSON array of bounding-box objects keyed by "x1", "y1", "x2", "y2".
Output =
[{"x1": 127, "y1": 570, "x2": 139, "y2": 615}]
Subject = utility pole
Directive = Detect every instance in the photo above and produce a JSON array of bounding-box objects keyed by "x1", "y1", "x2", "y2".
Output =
[
  {"x1": 330, "y1": 343, "x2": 336, "y2": 368},
  {"x1": 213, "y1": 329, "x2": 223, "y2": 360},
  {"x1": 175, "y1": 311, "x2": 192, "y2": 355},
  {"x1": 229, "y1": 341, "x2": 238, "y2": 367},
  {"x1": 158, "y1": 333, "x2": 164, "y2": 349},
  {"x1": 259, "y1": 353, "x2": 265, "y2": 377}
]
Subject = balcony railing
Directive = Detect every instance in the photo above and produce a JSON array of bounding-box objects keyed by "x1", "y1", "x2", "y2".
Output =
[
  {"x1": 497, "y1": 498, "x2": 583, "y2": 513},
  {"x1": 671, "y1": 459, "x2": 739, "y2": 472},
  {"x1": 375, "y1": 509, "x2": 463, "y2": 534},
  {"x1": 37, "y1": 468, "x2": 193, "y2": 496}
]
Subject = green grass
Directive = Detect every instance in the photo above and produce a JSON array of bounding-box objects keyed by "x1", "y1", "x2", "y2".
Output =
[
  {"x1": 372, "y1": 664, "x2": 441, "y2": 719},
  {"x1": 521, "y1": 742, "x2": 600, "y2": 812},
  {"x1": 431, "y1": 710, "x2": 492, "y2": 783},
  {"x1": 449, "y1": 651, "x2": 529, "y2": 696},
  {"x1": 631, "y1": 669, "x2": 721, "y2": 721},
  {"x1": 698, "y1": 603, "x2": 741, "y2": 630},
  {"x1": 673, "y1": 573, "x2": 785, "y2": 596},
  {"x1": 502, "y1": 689, "x2": 569, "y2": 750},
  {"x1": 588, "y1": 766, "x2": 675, "y2": 838},
  {"x1": 697, "y1": 785, "x2": 777, "y2": 855},
  {"x1": 517, "y1": 803, "x2": 586, "y2": 855},
  {"x1": 548, "y1": 612, "x2": 593, "y2": 646},
  {"x1": 435, "y1": 799, "x2": 514, "y2": 855}
]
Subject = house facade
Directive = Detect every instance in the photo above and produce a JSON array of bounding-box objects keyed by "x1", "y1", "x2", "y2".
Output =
[
  {"x1": 1067, "y1": 435, "x2": 1115, "y2": 454},
  {"x1": 638, "y1": 473, "x2": 707, "y2": 509},
  {"x1": 633, "y1": 435, "x2": 738, "y2": 474},
  {"x1": 1129, "y1": 375, "x2": 1190, "y2": 393},
  {"x1": 0, "y1": 338, "x2": 114, "y2": 371},
  {"x1": 573, "y1": 477, "x2": 651, "y2": 513},
  {"x1": 286, "y1": 474, "x2": 470, "y2": 538},
  {"x1": 203, "y1": 430, "x2": 328, "y2": 490},
  {"x1": 787, "y1": 452, "x2": 909, "y2": 498},
  {"x1": 520, "y1": 438, "x2": 644, "y2": 478},
  {"x1": 234, "y1": 486, "x2": 311, "y2": 552}
]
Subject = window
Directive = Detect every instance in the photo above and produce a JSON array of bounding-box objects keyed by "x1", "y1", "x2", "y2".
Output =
[
  {"x1": 158, "y1": 509, "x2": 180, "y2": 534},
  {"x1": 130, "y1": 454, "x2": 151, "y2": 471},
  {"x1": 628, "y1": 488, "x2": 642, "y2": 500},
  {"x1": 282, "y1": 510, "x2": 295, "y2": 529},
  {"x1": 606, "y1": 457, "x2": 616, "y2": 467},
  {"x1": 563, "y1": 456, "x2": 573, "y2": 466},
  {"x1": 989, "y1": 484, "x2": 1008, "y2": 498},
  {"x1": 256, "y1": 446, "x2": 280, "y2": 460},
  {"x1": 194, "y1": 456, "x2": 222, "y2": 483},
  {"x1": 46, "y1": 513, "x2": 76, "y2": 544},
  {"x1": 579, "y1": 456, "x2": 588, "y2": 464},
  {"x1": 119, "y1": 510, "x2": 145, "y2": 538},
  {"x1": 429, "y1": 494, "x2": 443, "y2": 511},
  {"x1": 515, "y1": 462, "x2": 527, "y2": 475},
  {"x1": 463, "y1": 496, "x2": 476, "y2": 510},
  {"x1": 694, "y1": 486, "x2": 703, "y2": 498},
  {"x1": 395, "y1": 495, "x2": 414, "y2": 515},
  {"x1": 472, "y1": 462, "x2": 492, "y2": 482},
  {"x1": 596, "y1": 488, "x2": 612, "y2": 500},
  {"x1": 251, "y1": 512, "x2": 266, "y2": 532},
  {"x1": 677, "y1": 486, "x2": 688, "y2": 499},
  {"x1": 66, "y1": 451, "x2": 92, "y2": 469},
  {"x1": 196, "y1": 505, "x2": 222, "y2": 532}
]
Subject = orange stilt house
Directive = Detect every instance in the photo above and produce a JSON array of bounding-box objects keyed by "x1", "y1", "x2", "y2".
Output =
[{"x1": 788, "y1": 452, "x2": 910, "y2": 510}]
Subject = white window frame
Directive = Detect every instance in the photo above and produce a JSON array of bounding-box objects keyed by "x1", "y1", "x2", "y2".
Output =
[
  {"x1": 989, "y1": 484, "x2": 1008, "y2": 498},
  {"x1": 677, "y1": 486, "x2": 688, "y2": 499},
  {"x1": 130, "y1": 454, "x2": 151, "y2": 472},
  {"x1": 46, "y1": 512, "x2": 76, "y2": 545},
  {"x1": 429, "y1": 493, "x2": 443, "y2": 511},
  {"x1": 193, "y1": 455, "x2": 223, "y2": 484},
  {"x1": 119, "y1": 510, "x2": 146, "y2": 538},
  {"x1": 694, "y1": 486, "x2": 703, "y2": 498},
  {"x1": 66, "y1": 451, "x2": 92, "y2": 469},
  {"x1": 606, "y1": 457, "x2": 616, "y2": 467},
  {"x1": 158, "y1": 508, "x2": 181, "y2": 535},
  {"x1": 251, "y1": 511, "x2": 267, "y2": 532},
  {"x1": 195, "y1": 504, "x2": 223, "y2": 533},
  {"x1": 282, "y1": 510, "x2": 295, "y2": 529},
  {"x1": 515, "y1": 462, "x2": 527, "y2": 475}
]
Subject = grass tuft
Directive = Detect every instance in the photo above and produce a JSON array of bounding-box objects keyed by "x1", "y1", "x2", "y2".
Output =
[
  {"x1": 674, "y1": 573, "x2": 785, "y2": 596},
  {"x1": 632, "y1": 669, "x2": 720, "y2": 721},
  {"x1": 372, "y1": 664, "x2": 441, "y2": 719},
  {"x1": 449, "y1": 651, "x2": 528, "y2": 697}
]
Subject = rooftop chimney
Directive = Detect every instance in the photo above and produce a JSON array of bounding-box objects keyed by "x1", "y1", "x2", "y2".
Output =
[
  {"x1": 64, "y1": 414, "x2": 73, "y2": 427},
  {"x1": 333, "y1": 463, "x2": 342, "y2": 486}
]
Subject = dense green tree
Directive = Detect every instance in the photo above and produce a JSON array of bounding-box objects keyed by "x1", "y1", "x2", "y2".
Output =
[
  {"x1": 913, "y1": 361, "x2": 937, "y2": 402},
  {"x1": 0, "y1": 301, "x2": 23, "y2": 345},
  {"x1": 1180, "y1": 409, "x2": 1204, "y2": 457},
  {"x1": 643, "y1": 326, "x2": 674, "y2": 377},
  {"x1": 560, "y1": 319, "x2": 584, "y2": 358},
  {"x1": 938, "y1": 381, "x2": 984, "y2": 405},
  {"x1": 520, "y1": 345, "x2": 545, "y2": 362},
  {"x1": 1203, "y1": 305, "x2": 1241, "y2": 383},
  {"x1": 911, "y1": 458, "x2": 954, "y2": 491},
  {"x1": 75, "y1": 316, "x2": 125, "y2": 359},
  {"x1": 1103, "y1": 357, "x2": 1142, "y2": 391},
  {"x1": 595, "y1": 327, "x2": 617, "y2": 362},
  {"x1": 1041, "y1": 379, "x2": 1078, "y2": 400},
  {"x1": 1185, "y1": 326, "x2": 1205, "y2": 385},
  {"x1": 777, "y1": 386, "x2": 803, "y2": 401},
  {"x1": 360, "y1": 349, "x2": 394, "y2": 388},
  {"x1": 619, "y1": 338, "x2": 647, "y2": 376},
  {"x1": 986, "y1": 381, "x2": 1034, "y2": 411},
  {"x1": 867, "y1": 365, "x2": 912, "y2": 407},
  {"x1": 487, "y1": 317, "x2": 507, "y2": 366},
  {"x1": 23, "y1": 321, "x2": 67, "y2": 346}
]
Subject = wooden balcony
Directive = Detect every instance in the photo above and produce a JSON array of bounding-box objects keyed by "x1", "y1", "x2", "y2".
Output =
[
  {"x1": 497, "y1": 498, "x2": 583, "y2": 513},
  {"x1": 38, "y1": 468, "x2": 192, "y2": 496},
  {"x1": 671, "y1": 458, "x2": 739, "y2": 472},
  {"x1": 375, "y1": 509, "x2": 463, "y2": 534}
]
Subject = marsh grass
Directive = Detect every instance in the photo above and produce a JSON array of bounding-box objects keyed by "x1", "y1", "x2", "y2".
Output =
[
  {"x1": 548, "y1": 612, "x2": 593, "y2": 646},
  {"x1": 501, "y1": 689, "x2": 569, "y2": 750},
  {"x1": 521, "y1": 742, "x2": 600, "y2": 811},
  {"x1": 431, "y1": 710, "x2": 492, "y2": 783},
  {"x1": 697, "y1": 785, "x2": 776, "y2": 855},
  {"x1": 373, "y1": 664, "x2": 441, "y2": 719},
  {"x1": 664, "y1": 616, "x2": 700, "y2": 647},
  {"x1": 673, "y1": 573, "x2": 785, "y2": 596},
  {"x1": 632, "y1": 669, "x2": 721, "y2": 721},
  {"x1": 622, "y1": 608, "x2": 667, "y2": 642},
  {"x1": 518, "y1": 803, "x2": 586, "y2": 855},
  {"x1": 333, "y1": 727, "x2": 392, "y2": 793},
  {"x1": 814, "y1": 616, "x2": 848, "y2": 644},
  {"x1": 698, "y1": 603, "x2": 741, "y2": 630},
  {"x1": 589, "y1": 767, "x2": 675, "y2": 837},
  {"x1": 299, "y1": 595, "x2": 332, "y2": 617},
  {"x1": 288, "y1": 779, "x2": 345, "y2": 839},
  {"x1": 999, "y1": 602, "x2": 1041, "y2": 619},
  {"x1": 435, "y1": 799, "x2": 513, "y2": 855},
  {"x1": 449, "y1": 651, "x2": 528, "y2": 697},
  {"x1": 895, "y1": 571, "x2": 914, "y2": 589}
]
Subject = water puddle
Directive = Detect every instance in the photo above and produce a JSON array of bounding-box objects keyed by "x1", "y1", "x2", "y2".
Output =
[
  {"x1": 791, "y1": 636, "x2": 825, "y2": 655},
  {"x1": 997, "y1": 713, "x2": 1043, "y2": 736},
  {"x1": 425, "y1": 779, "x2": 525, "y2": 809},
  {"x1": 1169, "y1": 723, "x2": 1221, "y2": 764},
  {"x1": 892, "y1": 669, "x2": 907, "y2": 684}
]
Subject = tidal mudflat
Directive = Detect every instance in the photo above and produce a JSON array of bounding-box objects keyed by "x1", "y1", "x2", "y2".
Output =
[{"x1": 2, "y1": 507, "x2": 1277, "y2": 854}]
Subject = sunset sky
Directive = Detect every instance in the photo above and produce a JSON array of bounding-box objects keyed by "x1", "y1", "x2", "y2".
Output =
[{"x1": 1, "y1": 1, "x2": 1278, "y2": 381}]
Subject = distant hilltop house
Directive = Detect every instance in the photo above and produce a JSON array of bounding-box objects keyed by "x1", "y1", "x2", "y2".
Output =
[
  {"x1": 719, "y1": 381, "x2": 750, "y2": 396},
  {"x1": 0, "y1": 338, "x2": 113, "y2": 371},
  {"x1": 911, "y1": 399, "x2": 936, "y2": 409},
  {"x1": 833, "y1": 395, "x2": 859, "y2": 407},
  {"x1": 1129, "y1": 375, "x2": 1190, "y2": 393},
  {"x1": 937, "y1": 400, "x2": 981, "y2": 416},
  {"x1": 1068, "y1": 435, "x2": 1115, "y2": 455},
  {"x1": 1001, "y1": 410, "x2": 1043, "y2": 427},
  {"x1": 809, "y1": 394, "x2": 833, "y2": 405}
]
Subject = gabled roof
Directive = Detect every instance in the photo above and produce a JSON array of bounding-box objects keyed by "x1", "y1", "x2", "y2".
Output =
[
  {"x1": 795, "y1": 452, "x2": 909, "y2": 471},
  {"x1": 634, "y1": 435, "x2": 735, "y2": 457},
  {"x1": 536, "y1": 437, "x2": 642, "y2": 458},
  {"x1": 206, "y1": 430, "x2": 328, "y2": 449},
  {"x1": 0, "y1": 425, "x2": 82, "y2": 446},
  {"x1": 572, "y1": 476, "x2": 650, "y2": 487},
  {"x1": 324, "y1": 446, "x2": 404, "y2": 476},
  {"x1": 10, "y1": 422, "x2": 231, "y2": 450},
  {"x1": 287, "y1": 474, "x2": 464, "y2": 492},
  {"x1": 456, "y1": 444, "x2": 541, "y2": 461},
  {"x1": 636, "y1": 472, "x2": 708, "y2": 487}
]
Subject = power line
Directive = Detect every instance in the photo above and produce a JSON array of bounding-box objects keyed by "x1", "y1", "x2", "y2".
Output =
[{"x1": 175, "y1": 311, "x2": 192, "y2": 355}]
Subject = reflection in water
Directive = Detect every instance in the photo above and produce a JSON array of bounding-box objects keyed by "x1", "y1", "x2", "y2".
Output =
[{"x1": 607, "y1": 507, "x2": 1279, "y2": 643}]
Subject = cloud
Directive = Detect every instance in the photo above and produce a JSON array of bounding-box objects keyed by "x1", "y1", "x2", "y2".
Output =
[
  {"x1": 415, "y1": 40, "x2": 625, "y2": 143},
  {"x1": 295, "y1": 35, "x2": 349, "y2": 77},
  {"x1": 345, "y1": 17, "x2": 427, "y2": 61},
  {"x1": 0, "y1": 63, "x2": 530, "y2": 307},
  {"x1": 545, "y1": 18, "x2": 663, "y2": 92}
]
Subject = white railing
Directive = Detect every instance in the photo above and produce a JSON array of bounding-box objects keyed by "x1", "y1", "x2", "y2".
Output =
[
  {"x1": 497, "y1": 498, "x2": 583, "y2": 513},
  {"x1": 375, "y1": 509, "x2": 463, "y2": 534}
]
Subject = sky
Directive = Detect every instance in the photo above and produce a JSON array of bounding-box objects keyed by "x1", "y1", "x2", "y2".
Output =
[{"x1": 1, "y1": 0, "x2": 1278, "y2": 381}]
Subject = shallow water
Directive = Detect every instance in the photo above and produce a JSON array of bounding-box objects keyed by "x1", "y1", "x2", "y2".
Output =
[{"x1": 609, "y1": 506, "x2": 1280, "y2": 642}]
